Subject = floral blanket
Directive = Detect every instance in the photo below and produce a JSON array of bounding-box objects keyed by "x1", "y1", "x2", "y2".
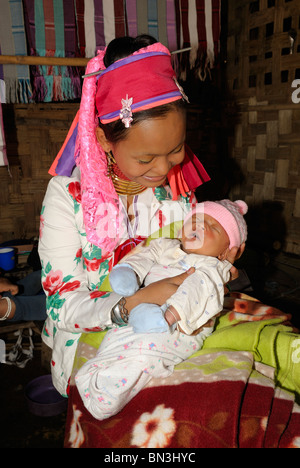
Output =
[{"x1": 64, "y1": 293, "x2": 300, "y2": 448}]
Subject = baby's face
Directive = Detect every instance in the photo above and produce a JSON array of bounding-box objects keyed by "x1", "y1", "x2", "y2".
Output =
[{"x1": 181, "y1": 213, "x2": 230, "y2": 259}]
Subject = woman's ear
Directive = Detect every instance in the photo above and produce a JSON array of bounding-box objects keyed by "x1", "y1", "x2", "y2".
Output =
[{"x1": 95, "y1": 127, "x2": 112, "y2": 153}]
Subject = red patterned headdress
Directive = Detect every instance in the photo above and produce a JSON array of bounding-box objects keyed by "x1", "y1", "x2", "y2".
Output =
[{"x1": 96, "y1": 43, "x2": 185, "y2": 126}]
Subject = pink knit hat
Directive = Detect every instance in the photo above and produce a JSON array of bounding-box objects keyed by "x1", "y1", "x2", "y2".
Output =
[{"x1": 186, "y1": 199, "x2": 248, "y2": 249}]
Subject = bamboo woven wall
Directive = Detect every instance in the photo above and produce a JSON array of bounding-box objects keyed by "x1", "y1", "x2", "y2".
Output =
[
  {"x1": 0, "y1": 103, "x2": 78, "y2": 244},
  {"x1": 226, "y1": 0, "x2": 300, "y2": 255}
]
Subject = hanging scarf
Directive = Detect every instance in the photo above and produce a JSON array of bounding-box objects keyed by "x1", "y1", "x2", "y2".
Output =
[
  {"x1": 23, "y1": 0, "x2": 81, "y2": 102},
  {"x1": 75, "y1": 0, "x2": 127, "y2": 57},
  {"x1": 178, "y1": 0, "x2": 221, "y2": 80},
  {"x1": 0, "y1": 0, "x2": 32, "y2": 104}
]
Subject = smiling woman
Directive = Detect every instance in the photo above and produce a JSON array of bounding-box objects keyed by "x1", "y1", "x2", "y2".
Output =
[
  {"x1": 96, "y1": 108, "x2": 186, "y2": 189},
  {"x1": 38, "y1": 34, "x2": 213, "y2": 401},
  {"x1": 33, "y1": 35, "x2": 254, "y2": 451}
]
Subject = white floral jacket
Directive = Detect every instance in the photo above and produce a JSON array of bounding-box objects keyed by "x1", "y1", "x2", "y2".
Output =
[{"x1": 38, "y1": 167, "x2": 196, "y2": 396}]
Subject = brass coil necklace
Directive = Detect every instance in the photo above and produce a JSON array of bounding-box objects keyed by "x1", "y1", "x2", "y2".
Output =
[{"x1": 106, "y1": 152, "x2": 147, "y2": 196}]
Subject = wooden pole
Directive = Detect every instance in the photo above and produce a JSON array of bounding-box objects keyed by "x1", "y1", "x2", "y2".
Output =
[
  {"x1": 0, "y1": 55, "x2": 89, "y2": 67},
  {"x1": 0, "y1": 48, "x2": 192, "y2": 66}
]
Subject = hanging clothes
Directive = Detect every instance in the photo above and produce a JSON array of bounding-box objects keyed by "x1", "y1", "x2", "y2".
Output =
[
  {"x1": 22, "y1": 0, "x2": 82, "y2": 102},
  {"x1": 0, "y1": 0, "x2": 32, "y2": 104}
]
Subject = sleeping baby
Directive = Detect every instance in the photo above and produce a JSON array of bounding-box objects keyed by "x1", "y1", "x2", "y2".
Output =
[{"x1": 75, "y1": 199, "x2": 248, "y2": 420}]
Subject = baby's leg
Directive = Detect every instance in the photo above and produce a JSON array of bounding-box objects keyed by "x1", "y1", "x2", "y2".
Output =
[
  {"x1": 75, "y1": 325, "x2": 214, "y2": 420},
  {"x1": 75, "y1": 326, "x2": 174, "y2": 420}
]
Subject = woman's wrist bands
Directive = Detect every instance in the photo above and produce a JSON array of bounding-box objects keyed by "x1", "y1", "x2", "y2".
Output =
[
  {"x1": 0, "y1": 296, "x2": 12, "y2": 321},
  {"x1": 111, "y1": 297, "x2": 129, "y2": 325}
]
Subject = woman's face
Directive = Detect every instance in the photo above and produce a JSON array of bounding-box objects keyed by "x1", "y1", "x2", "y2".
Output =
[{"x1": 97, "y1": 109, "x2": 186, "y2": 188}]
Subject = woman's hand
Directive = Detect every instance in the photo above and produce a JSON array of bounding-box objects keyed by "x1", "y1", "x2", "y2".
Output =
[
  {"x1": 0, "y1": 277, "x2": 19, "y2": 295},
  {"x1": 225, "y1": 243, "x2": 246, "y2": 293},
  {"x1": 124, "y1": 267, "x2": 195, "y2": 313},
  {"x1": 227, "y1": 243, "x2": 245, "y2": 266},
  {"x1": 0, "y1": 278, "x2": 18, "y2": 319}
]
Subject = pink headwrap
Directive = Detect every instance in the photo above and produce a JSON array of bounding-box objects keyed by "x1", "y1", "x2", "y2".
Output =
[{"x1": 49, "y1": 42, "x2": 210, "y2": 257}]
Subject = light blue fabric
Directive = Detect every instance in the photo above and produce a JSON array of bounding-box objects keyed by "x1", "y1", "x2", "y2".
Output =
[
  {"x1": 109, "y1": 263, "x2": 139, "y2": 297},
  {"x1": 128, "y1": 303, "x2": 170, "y2": 333}
]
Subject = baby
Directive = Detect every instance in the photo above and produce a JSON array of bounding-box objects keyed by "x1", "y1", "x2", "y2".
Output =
[{"x1": 75, "y1": 199, "x2": 248, "y2": 420}]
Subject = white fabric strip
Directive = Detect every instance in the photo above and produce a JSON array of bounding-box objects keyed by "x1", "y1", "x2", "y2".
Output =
[
  {"x1": 188, "y1": 0, "x2": 198, "y2": 68},
  {"x1": 0, "y1": 100, "x2": 8, "y2": 166},
  {"x1": 0, "y1": 81, "x2": 6, "y2": 104},
  {"x1": 84, "y1": 0, "x2": 96, "y2": 57},
  {"x1": 102, "y1": 0, "x2": 115, "y2": 47},
  {"x1": 204, "y1": 0, "x2": 214, "y2": 66}
]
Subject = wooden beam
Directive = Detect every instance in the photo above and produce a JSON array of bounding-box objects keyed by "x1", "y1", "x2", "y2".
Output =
[
  {"x1": 0, "y1": 54, "x2": 89, "y2": 67},
  {"x1": 0, "y1": 48, "x2": 191, "y2": 66}
]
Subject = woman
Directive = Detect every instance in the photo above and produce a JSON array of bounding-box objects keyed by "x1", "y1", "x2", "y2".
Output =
[
  {"x1": 38, "y1": 35, "x2": 242, "y2": 397},
  {"x1": 0, "y1": 271, "x2": 45, "y2": 322}
]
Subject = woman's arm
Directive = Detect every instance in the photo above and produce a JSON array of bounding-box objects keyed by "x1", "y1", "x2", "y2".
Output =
[
  {"x1": 38, "y1": 176, "x2": 123, "y2": 334},
  {"x1": 124, "y1": 267, "x2": 195, "y2": 313},
  {"x1": 39, "y1": 177, "x2": 194, "y2": 333}
]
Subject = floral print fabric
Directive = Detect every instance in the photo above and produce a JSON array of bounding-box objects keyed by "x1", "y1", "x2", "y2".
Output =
[{"x1": 38, "y1": 167, "x2": 196, "y2": 396}]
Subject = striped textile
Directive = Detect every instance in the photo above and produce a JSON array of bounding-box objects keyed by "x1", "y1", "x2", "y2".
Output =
[
  {"x1": 114, "y1": 0, "x2": 126, "y2": 38},
  {"x1": 76, "y1": 1, "x2": 183, "y2": 56},
  {"x1": 74, "y1": 0, "x2": 86, "y2": 56},
  {"x1": 136, "y1": 0, "x2": 178, "y2": 51},
  {"x1": 76, "y1": 0, "x2": 126, "y2": 57},
  {"x1": 179, "y1": 0, "x2": 221, "y2": 80},
  {"x1": 0, "y1": 45, "x2": 5, "y2": 105},
  {"x1": 0, "y1": 101, "x2": 8, "y2": 166},
  {"x1": 0, "y1": 0, "x2": 32, "y2": 103},
  {"x1": 148, "y1": 0, "x2": 159, "y2": 40},
  {"x1": 73, "y1": 0, "x2": 220, "y2": 81},
  {"x1": 166, "y1": 0, "x2": 177, "y2": 51},
  {"x1": 0, "y1": 0, "x2": 221, "y2": 108},
  {"x1": 23, "y1": 0, "x2": 81, "y2": 102},
  {"x1": 126, "y1": 0, "x2": 138, "y2": 37}
]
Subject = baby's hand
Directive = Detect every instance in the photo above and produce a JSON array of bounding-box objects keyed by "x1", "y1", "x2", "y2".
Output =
[
  {"x1": 109, "y1": 263, "x2": 139, "y2": 296},
  {"x1": 164, "y1": 305, "x2": 181, "y2": 326}
]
